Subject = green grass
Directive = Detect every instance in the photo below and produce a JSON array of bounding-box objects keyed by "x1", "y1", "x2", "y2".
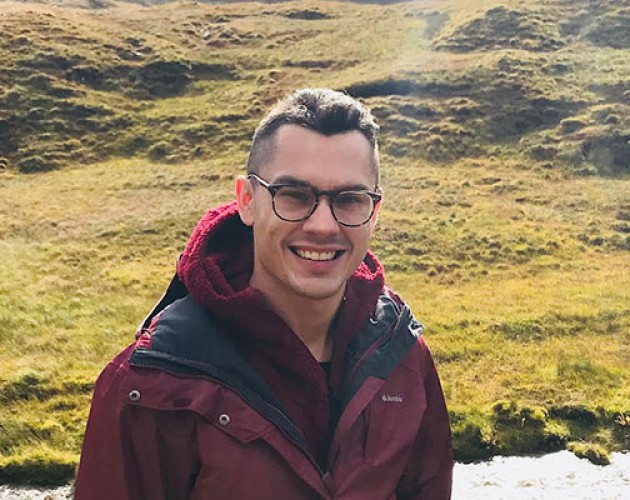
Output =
[{"x1": 0, "y1": 0, "x2": 628, "y2": 485}]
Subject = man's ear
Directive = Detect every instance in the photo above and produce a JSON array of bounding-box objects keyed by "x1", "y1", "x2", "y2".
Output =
[
  {"x1": 235, "y1": 175, "x2": 255, "y2": 227},
  {"x1": 369, "y1": 197, "x2": 382, "y2": 233}
]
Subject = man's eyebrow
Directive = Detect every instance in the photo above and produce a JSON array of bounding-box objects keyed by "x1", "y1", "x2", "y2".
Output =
[
  {"x1": 272, "y1": 175, "x2": 311, "y2": 186},
  {"x1": 271, "y1": 175, "x2": 372, "y2": 191}
]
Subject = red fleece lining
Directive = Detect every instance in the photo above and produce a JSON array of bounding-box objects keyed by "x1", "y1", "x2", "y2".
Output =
[{"x1": 177, "y1": 202, "x2": 385, "y2": 462}]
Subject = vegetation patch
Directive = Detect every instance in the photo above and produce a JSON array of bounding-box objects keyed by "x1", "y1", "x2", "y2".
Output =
[
  {"x1": 178, "y1": 23, "x2": 263, "y2": 49},
  {"x1": 567, "y1": 441, "x2": 611, "y2": 466},
  {"x1": 68, "y1": 59, "x2": 235, "y2": 97},
  {"x1": 349, "y1": 56, "x2": 586, "y2": 162},
  {"x1": 613, "y1": 413, "x2": 630, "y2": 449},
  {"x1": 435, "y1": 7, "x2": 566, "y2": 52},
  {"x1": 0, "y1": 8, "x2": 240, "y2": 172},
  {"x1": 492, "y1": 401, "x2": 553, "y2": 454},
  {"x1": 284, "y1": 9, "x2": 332, "y2": 21},
  {"x1": 449, "y1": 408, "x2": 495, "y2": 462},
  {"x1": 585, "y1": 11, "x2": 630, "y2": 49},
  {"x1": 490, "y1": 310, "x2": 629, "y2": 342},
  {"x1": 450, "y1": 400, "x2": 627, "y2": 463},
  {"x1": 577, "y1": 130, "x2": 630, "y2": 176},
  {"x1": 450, "y1": 401, "x2": 627, "y2": 464},
  {"x1": 0, "y1": 373, "x2": 93, "y2": 404},
  {"x1": 346, "y1": 78, "x2": 471, "y2": 99},
  {"x1": 421, "y1": 11, "x2": 450, "y2": 39},
  {"x1": 0, "y1": 448, "x2": 78, "y2": 486}
]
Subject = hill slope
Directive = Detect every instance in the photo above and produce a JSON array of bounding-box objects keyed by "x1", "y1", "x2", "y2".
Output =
[{"x1": 1, "y1": 0, "x2": 628, "y2": 175}]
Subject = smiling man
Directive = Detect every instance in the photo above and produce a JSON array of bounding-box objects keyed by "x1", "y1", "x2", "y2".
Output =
[{"x1": 76, "y1": 89, "x2": 453, "y2": 499}]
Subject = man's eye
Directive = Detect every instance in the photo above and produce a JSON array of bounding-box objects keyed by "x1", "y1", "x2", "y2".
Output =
[
  {"x1": 278, "y1": 187, "x2": 312, "y2": 203},
  {"x1": 336, "y1": 192, "x2": 367, "y2": 206}
]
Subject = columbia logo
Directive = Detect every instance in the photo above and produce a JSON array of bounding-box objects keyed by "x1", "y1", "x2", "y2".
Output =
[{"x1": 381, "y1": 394, "x2": 403, "y2": 403}]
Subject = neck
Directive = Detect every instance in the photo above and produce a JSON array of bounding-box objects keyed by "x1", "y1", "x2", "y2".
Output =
[{"x1": 250, "y1": 281, "x2": 344, "y2": 363}]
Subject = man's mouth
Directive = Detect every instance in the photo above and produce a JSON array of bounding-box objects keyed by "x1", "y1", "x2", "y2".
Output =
[{"x1": 292, "y1": 248, "x2": 342, "y2": 261}]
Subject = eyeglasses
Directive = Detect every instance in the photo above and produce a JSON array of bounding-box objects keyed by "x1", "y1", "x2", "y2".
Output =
[{"x1": 248, "y1": 173, "x2": 381, "y2": 227}]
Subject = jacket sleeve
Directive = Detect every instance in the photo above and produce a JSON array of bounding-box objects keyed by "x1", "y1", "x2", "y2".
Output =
[
  {"x1": 74, "y1": 345, "x2": 200, "y2": 500},
  {"x1": 396, "y1": 339, "x2": 453, "y2": 499}
]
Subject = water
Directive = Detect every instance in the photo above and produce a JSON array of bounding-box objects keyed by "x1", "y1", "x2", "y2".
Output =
[
  {"x1": 0, "y1": 451, "x2": 628, "y2": 499},
  {"x1": 453, "y1": 451, "x2": 630, "y2": 499}
]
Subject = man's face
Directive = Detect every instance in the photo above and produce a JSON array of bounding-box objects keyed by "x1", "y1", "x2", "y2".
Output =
[{"x1": 236, "y1": 124, "x2": 379, "y2": 305}]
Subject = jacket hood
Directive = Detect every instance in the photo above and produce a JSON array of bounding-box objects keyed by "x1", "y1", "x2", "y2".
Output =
[
  {"x1": 178, "y1": 202, "x2": 255, "y2": 306},
  {"x1": 177, "y1": 201, "x2": 386, "y2": 461}
]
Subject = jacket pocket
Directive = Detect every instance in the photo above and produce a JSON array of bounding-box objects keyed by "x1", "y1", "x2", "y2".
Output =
[{"x1": 364, "y1": 389, "x2": 425, "y2": 467}]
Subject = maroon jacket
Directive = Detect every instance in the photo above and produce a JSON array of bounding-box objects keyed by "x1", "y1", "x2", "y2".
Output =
[{"x1": 75, "y1": 204, "x2": 452, "y2": 499}]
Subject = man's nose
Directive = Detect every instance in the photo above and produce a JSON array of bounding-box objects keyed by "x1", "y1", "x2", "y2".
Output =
[{"x1": 302, "y1": 198, "x2": 341, "y2": 235}]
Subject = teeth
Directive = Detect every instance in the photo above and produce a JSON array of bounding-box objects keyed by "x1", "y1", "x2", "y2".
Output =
[{"x1": 295, "y1": 249, "x2": 337, "y2": 261}]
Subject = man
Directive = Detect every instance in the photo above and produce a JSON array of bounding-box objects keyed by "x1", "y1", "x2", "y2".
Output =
[{"x1": 75, "y1": 88, "x2": 452, "y2": 499}]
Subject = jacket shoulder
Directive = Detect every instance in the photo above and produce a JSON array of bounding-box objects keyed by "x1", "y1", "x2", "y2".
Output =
[
  {"x1": 378, "y1": 289, "x2": 432, "y2": 377},
  {"x1": 142, "y1": 295, "x2": 222, "y2": 361}
]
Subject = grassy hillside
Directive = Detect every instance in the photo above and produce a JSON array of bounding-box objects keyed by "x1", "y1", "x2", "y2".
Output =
[{"x1": 0, "y1": 0, "x2": 628, "y2": 485}]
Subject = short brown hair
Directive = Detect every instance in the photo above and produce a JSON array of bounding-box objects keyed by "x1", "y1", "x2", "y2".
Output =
[{"x1": 247, "y1": 88, "x2": 380, "y2": 184}]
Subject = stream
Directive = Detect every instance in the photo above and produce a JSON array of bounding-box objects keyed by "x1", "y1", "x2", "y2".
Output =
[
  {"x1": 1, "y1": 451, "x2": 628, "y2": 499},
  {"x1": 453, "y1": 450, "x2": 629, "y2": 499}
]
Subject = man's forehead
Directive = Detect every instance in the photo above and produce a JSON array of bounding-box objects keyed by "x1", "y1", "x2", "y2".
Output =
[
  {"x1": 256, "y1": 124, "x2": 379, "y2": 186},
  {"x1": 272, "y1": 125, "x2": 374, "y2": 168},
  {"x1": 274, "y1": 123, "x2": 369, "y2": 145}
]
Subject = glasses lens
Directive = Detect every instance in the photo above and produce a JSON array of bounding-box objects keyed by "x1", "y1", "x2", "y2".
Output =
[
  {"x1": 273, "y1": 186, "x2": 316, "y2": 221},
  {"x1": 333, "y1": 192, "x2": 374, "y2": 226}
]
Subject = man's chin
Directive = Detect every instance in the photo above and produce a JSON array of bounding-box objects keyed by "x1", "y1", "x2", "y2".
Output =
[{"x1": 290, "y1": 279, "x2": 345, "y2": 302}]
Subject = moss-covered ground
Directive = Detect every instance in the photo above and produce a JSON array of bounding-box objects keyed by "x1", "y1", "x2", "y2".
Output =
[{"x1": 0, "y1": 0, "x2": 628, "y2": 485}]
